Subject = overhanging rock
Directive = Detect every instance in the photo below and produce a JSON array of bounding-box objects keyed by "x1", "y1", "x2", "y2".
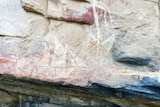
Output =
[{"x1": 0, "y1": 74, "x2": 160, "y2": 107}]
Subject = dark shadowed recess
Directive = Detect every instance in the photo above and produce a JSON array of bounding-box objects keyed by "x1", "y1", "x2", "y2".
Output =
[
  {"x1": 0, "y1": 74, "x2": 160, "y2": 107},
  {"x1": 115, "y1": 57, "x2": 152, "y2": 66}
]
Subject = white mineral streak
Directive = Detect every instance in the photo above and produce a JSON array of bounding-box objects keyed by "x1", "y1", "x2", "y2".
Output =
[
  {"x1": 0, "y1": 0, "x2": 160, "y2": 86},
  {"x1": 92, "y1": 0, "x2": 102, "y2": 43}
]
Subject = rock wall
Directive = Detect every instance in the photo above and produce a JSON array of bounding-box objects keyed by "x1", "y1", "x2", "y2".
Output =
[
  {"x1": 0, "y1": 0, "x2": 160, "y2": 87},
  {"x1": 0, "y1": 0, "x2": 160, "y2": 106}
]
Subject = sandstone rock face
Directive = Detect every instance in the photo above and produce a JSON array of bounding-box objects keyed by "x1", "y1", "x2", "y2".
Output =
[
  {"x1": 110, "y1": 0, "x2": 160, "y2": 67},
  {"x1": 21, "y1": 0, "x2": 47, "y2": 15},
  {"x1": 47, "y1": 0, "x2": 95, "y2": 24},
  {"x1": 0, "y1": 0, "x2": 160, "y2": 90},
  {"x1": 0, "y1": 0, "x2": 160, "y2": 106}
]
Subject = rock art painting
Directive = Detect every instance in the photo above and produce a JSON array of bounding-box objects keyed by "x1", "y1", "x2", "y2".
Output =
[{"x1": 0, "y1": 0, "x2": 160, "y2": 106}]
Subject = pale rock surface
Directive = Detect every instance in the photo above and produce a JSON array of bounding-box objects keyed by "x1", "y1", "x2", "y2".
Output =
[
  {"x1": 45, "y1": 20, "x2": 87, "y2": 55},
  {"x1": 0, "y1": 0, "x2": 49, "y2": 37},
  {"x1": 21, "y1": 0, "x2": 95, "y2": 24},
  {"x1": 0, "y1": 0, "x2": 160, "y2": 87},
  {"x1": 21, "y1": 0, "x2": 47, "y2": 15},
  {"x1": 109, "y1": 0, "x2": 160, "y2": 69},
  {"x1": 47, "y1": 0, "x2": 94, "y2": 24}
]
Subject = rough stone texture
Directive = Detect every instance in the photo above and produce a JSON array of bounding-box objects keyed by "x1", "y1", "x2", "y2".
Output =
[
  {"x1": 0, "y1": 75, "x2": 159, "y2": 107},
  {"x1": 21, "y1": 0, "x2": 47, "y2": 16},
  {"x1": 0, "y1": 0, "x2": 159, "y2": 86},
  {"x1": 0, "y1": 0, "x2": 160, "y2": 106},
  {"x1": 0, "y1": 91, "x2": 16, "y2": 104},
  {"x1": 45, "y1": 20, "x2": 87, "y2": 55},
  {"x1": 110, "y1": 0, "x2": 160, "y2": 70},
  {"x1": 47, "y1": 0, "x2": 95, "y2": 24},
  {"x1": 21, "y1": 0, "x2": 95, "y2": 24},
  {"x1": 0, "y1": 0, "x2": 49, "y2": 37}
]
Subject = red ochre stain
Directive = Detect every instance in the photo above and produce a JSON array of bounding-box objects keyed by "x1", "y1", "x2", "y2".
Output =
[
  {"x1": 0, "y1": 59, "x2": 10, "y2": 63},
  {"x1": 95, "y1": 7, "x2": 110, "y2": 23},
  {"x1": 0, "y1": 59, "x2": 16, "y2": 66},
  {"x1": 61, "y1": 7, "x2": 95, "y2": 24}
]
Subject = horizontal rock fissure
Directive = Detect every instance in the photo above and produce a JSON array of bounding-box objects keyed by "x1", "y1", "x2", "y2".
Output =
[
  {"x1": 115, "y1": 57, "x2": 152, "y2": 66},
  {"x1": 0, "y1": 35, "x2": 27, "y2": 39}
]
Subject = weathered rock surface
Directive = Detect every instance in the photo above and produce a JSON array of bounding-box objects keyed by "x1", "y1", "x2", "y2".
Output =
[
  {"x1": 0, "y1": 75, "x2": 160, "y2": 107},
  {"x1": 21, "y1": 0, "x2": 95, "y2": 24},
  {"x1": 110, "y1": 0, "x2": 160, "y2": 71},
  {"x1": 47, "y1": 0, "x2": 95, "y2": 24},
  {"x1": 0, "y1": 0, "x2": 160, "y2": 106},
  {"x1": 21, "y1": 0, "x2": 47, "y2": 15}
]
